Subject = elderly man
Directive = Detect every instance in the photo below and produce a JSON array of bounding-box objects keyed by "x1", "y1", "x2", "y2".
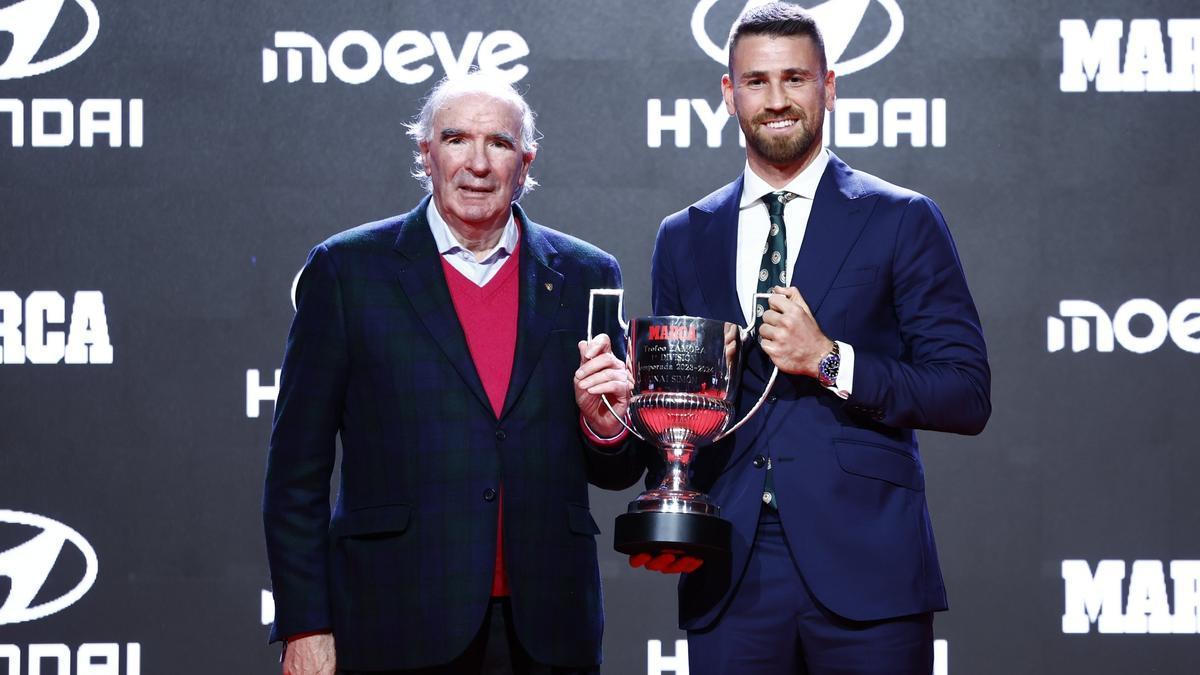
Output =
[
  {"x1": 263, "y1": 71, "x2": 640, "y2": 675},
  {"x1": 639, "y1": 3, "x2": 991, "y2": 674}
]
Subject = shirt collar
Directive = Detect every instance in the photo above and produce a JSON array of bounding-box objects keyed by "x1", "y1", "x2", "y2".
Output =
[
  {"x1": 739, "y1": 148, "x2": 830, "y2": 208},
  {"x1": 426, "y1": 199, "x2": 518, "y2": 263}
]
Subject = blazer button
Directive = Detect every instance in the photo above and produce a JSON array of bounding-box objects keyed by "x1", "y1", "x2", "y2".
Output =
[
  {"x1": 752, "y1": 455, "x2": 766, "y2": 469},
  {"x1": 495, "y1": 429, "x2": 507, "y2": 441},
  {"x1": 483, "y1": 488, "x2": 497, "y2": 502},
  {"x1": 767, "y1": 394, "x2": 778, "y2": 403}
]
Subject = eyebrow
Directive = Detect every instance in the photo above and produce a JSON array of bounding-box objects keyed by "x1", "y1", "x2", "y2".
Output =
[
  {"x1": 739, "y1": 67, "x2": 818, "y2": 80},
  {"x1": 438, "y1": 128, "x2": 518, "y2": 146}
]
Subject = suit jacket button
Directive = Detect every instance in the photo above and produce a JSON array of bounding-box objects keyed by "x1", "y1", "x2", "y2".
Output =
[
  {"x1": 768, "y1": 394, "x2": 778, "y2": 403},
  {"x1": 495, "y1": 429, "x2": 507, "y2": 441},
  {"x1": 752, "y1": 455, "x2": 766, "y2": 469},
  {"x1": 483, "y1": 488, "x2": 497, "y2": 502}
]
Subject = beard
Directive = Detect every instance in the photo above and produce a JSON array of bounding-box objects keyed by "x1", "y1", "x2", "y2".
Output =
[{"x1": 740, "y1": 107, "x2": 820, "y2": 165}]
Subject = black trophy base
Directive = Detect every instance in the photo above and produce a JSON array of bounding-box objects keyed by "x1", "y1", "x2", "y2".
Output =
[{"x1": 613, "y1": 510, "x2": 732, "y2": 560}]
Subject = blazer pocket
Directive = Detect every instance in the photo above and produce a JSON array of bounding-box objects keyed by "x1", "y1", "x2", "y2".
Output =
[
  {"x1": 329, "y1": 504, "x2": 413, "y2": 538},
  {"x1": 830, "y1": 266, "x2": 877, "y2": 289},
  {"x1": 835, "y1": 440, "x2": 924, "y2": 491},
  {"x1": 567, "y1": 502, "x2": 601, "y2": 536}
]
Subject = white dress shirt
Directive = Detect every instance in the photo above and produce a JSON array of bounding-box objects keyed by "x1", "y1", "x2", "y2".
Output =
[
  {"x1": 427, "y1": 200, "x2": 519, "y2": 287},
  {"x1": 736, "y1": 149, "x2": 854, "y2": 398}
]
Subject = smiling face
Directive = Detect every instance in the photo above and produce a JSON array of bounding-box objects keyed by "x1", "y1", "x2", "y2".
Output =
[
  {"x1": 419, "y1": 92, "x2": 534, "y2": 235},
  {"x1": 722, "y1": 33, "x2": 836, "y2": 178}
]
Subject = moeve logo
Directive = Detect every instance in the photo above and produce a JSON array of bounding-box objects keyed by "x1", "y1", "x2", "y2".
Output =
[
  {"x1": 0, "y1": 0, "x2": 100, "y2": 80},
  {"x1": 0, "y1": 510, "x2": 99, "y2": 625},
  {"x1": 262, "y1": 29, "x2": 529, "y2": 85},
  {"x1": 1046, "y1": 299, "x2": 1200, "y2": 354},
  {"x1": 691, "y1": 0, "x2": 903, "y2": 75}
]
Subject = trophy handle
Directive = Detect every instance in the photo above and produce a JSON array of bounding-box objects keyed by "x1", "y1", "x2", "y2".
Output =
[
  {"x1": 587, "y1": 288, "x2": 629, "y2": 335},
  {"x1": 586, "y1": 288, "x2": 646, "y2": 442},
  {"x1": 714, "y1": 292, "x2": 779, "y2": 442}
]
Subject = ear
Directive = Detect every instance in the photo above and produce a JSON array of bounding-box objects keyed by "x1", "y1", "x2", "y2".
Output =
[
  {"x1": 518, "y1": 148, "x2": 536, "y2": 186},
  {"x1": 419, "y1": 140, "x2": 432, "y2": 175},
  {"x1": 721, "y1": 73, "x2": 736, "y2": 116},
  {"x1": 824, "y1": 70, "x2": 837, "y2": 112}
]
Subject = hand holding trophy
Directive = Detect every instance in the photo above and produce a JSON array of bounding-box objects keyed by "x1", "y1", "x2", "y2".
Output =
[{"x1": 587, "y1": 289, "x2": 778, "y2": 569}]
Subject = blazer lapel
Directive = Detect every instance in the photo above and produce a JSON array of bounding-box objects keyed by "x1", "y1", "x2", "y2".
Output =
[
  {"x1": 392, "y1": 197, "x2": 493, "y2": 415},
  {"x1": 690, "y1": 176, "x2": 746, "y2": 327},
  {"x1": 499, "y1": 206, "x2": 563, "y2": 421},
  {"x1": 744, "y1": 153, "x2": 874, "y2": 382},
  {"x1": 791, "y1": 151, "x2": 874, "y2": 316}
]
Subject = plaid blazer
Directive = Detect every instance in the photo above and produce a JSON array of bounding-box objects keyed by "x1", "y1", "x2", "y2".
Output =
[{"x1": 263, "y1": 197, "x2": 644, "y2": 671}]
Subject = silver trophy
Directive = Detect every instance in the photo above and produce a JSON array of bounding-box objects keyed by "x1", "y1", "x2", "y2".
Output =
[{"x1": 588, "y1": 289, "x2": 778, "y2": 559}]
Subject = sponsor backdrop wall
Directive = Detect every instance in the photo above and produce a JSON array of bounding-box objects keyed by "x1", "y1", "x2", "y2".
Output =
[{"x1": 2, "y1": 1, "x2": 1198, "y2": 673}]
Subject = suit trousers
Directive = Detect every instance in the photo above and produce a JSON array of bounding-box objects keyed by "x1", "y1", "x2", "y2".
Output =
[
  {"x1": 338, "y1": 598, "x2": 600, "y2": 675},
  {"x1": 686, "y1": 508, "x2": 935, "y2": 675}
]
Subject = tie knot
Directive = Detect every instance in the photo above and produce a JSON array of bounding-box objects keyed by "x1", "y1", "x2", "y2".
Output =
[{"x1": 763, "y1": 191, "x2": 795, "y2": 218}]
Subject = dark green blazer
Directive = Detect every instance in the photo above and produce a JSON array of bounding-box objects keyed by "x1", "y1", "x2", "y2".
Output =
[{"x1": 264, "y1": 197, "x2": 643, "y2": 671}]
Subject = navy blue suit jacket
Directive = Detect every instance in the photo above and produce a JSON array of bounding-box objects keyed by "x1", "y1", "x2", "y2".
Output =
[
  {"x1": 650, "y1": 153, "x2": 991, "y2": 629},
  {"x1": 263, "y1": 198, "x2": 644, "y2": 670}
]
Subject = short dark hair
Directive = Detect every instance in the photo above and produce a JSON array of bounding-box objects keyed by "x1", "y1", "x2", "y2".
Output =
[{"x1": 727, "y1": 2, "x2": 827, "y2": 73}]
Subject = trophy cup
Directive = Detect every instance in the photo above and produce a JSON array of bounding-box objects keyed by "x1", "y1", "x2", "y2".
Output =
[{"x1": 587, "y1": 289, "x2": 778, "y2": 560}]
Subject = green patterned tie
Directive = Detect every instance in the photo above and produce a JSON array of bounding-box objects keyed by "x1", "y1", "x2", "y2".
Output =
[
  {"x1": 755, "y1": 191, "x2": 794, "y2": 332},
  {"x1": 757, "y1": 190, "x2": 794, "y2": 510}
]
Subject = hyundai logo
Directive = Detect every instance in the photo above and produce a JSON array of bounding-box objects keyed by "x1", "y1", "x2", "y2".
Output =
[
  {"x1": 691, "y1": 0, "x2": 904, "y2": 76},
  {"x1": 0, "y1": 509, "x2": 99, "y2": 625},
  {"x1": 0, "y1": 0, "x2": 101, "y2": 80}
]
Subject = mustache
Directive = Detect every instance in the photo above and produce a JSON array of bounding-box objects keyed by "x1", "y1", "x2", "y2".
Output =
[{"x1": 751, "y1": 108, "x2": 808, "y2": 125}]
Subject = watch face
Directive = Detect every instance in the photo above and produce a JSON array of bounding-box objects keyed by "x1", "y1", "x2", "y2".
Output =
[{"x1": 819, "y1": 353, "x2": 840, "y2": 386}]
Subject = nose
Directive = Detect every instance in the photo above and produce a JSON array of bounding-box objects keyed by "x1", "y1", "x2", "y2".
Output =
[
  {"x1": 465, "y1": 140, "x2": 490, "y2": 176},
  {"x1": 764, "y1": 80, "x2": 788, "y2": 111}
]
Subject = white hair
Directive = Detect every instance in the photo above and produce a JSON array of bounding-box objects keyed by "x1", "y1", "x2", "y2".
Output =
[{"x1": 405, "y1": 70, "x2": 540, "y2": 200}]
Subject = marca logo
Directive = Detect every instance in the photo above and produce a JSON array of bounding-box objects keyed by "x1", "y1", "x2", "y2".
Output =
[
  {"x1": 1060, "y1": 19, "x2": 1200, "y2": 93},
  {"x1": 1046, "y1": 299, "x2": 1200, "y2": 354},
  {"x1": 0, "y1": 0, "x2": 99, "y2": 80},
  {"x1": 1063, "y1": 560, "x2": 1200, "y2": 634},
  {"x1": 262, "y1": 29, "x2": 529, "y2": 85},
  {"x1": 0, "y1": 510, "x2": 99, "y2": 625},
  {"x1": 691, "y1": 0, "x2": 904, "y2": 76},
  {"x1": 648, "y1": 325, "x2": 698, "y2": 341},
  {"x1": 0, "y1": 291, "x2": 114, "y2": 364}
]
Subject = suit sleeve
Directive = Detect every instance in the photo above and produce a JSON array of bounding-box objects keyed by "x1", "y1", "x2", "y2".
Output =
[
  {"x1": 581, "y1": 253, "x2": 652, "y2": 491},
  {"x1": 651, "y1": 216, "x2": 684, "y2": 316},
  {"x1": 262, "y1": 243, "x2": 348, "y2": 642},
  {"x1": 847, "y1": 196, "x2": 991, "y2": 435}
]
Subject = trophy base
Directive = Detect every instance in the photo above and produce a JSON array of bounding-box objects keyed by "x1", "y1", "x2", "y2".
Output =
[{"x1": 613, "y1": 510, "x2": 731, "y2": 560}]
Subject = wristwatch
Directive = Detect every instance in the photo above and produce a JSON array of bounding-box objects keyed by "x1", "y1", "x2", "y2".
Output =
[{"x1": 816, "y1": 341, "x2": 841, "y2": 388}]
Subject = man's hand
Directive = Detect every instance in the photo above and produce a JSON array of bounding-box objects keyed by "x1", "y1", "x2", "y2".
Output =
[
  {"x1": 759, "y1": 286, "x2": 835, "y2": 378},
  {"x1": 575, "y1": 334, "x2": 632, "y2": 438},
  {"x1": 283, "y1": 634, "x2": 335, "y2": 675},
  {"x1": 630, "y1": 550, "x2": 704, "y2": 574}
]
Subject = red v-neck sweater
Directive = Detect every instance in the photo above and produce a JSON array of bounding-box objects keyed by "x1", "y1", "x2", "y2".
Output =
[{"x1": 440, "y1": 245, "x2": 520, "y2": 597}]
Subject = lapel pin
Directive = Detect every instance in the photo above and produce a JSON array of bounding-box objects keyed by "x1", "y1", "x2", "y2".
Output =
[{"x1": 544, "y1": 282, "x2": 554, "y2": 291}]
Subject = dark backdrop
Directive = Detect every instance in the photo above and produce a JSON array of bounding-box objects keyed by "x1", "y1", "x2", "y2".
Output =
[{"x1": 3, "y1": 1, "x2": 1198, "y2": 673}]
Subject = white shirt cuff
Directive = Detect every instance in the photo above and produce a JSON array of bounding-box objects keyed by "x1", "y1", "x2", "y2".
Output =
[
  {"x1": 580, "y1": 413, "x2": 628, "y2": 446},
  {"x1": 826, "y1": 341, "x2": 854, "y2": 400}
]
